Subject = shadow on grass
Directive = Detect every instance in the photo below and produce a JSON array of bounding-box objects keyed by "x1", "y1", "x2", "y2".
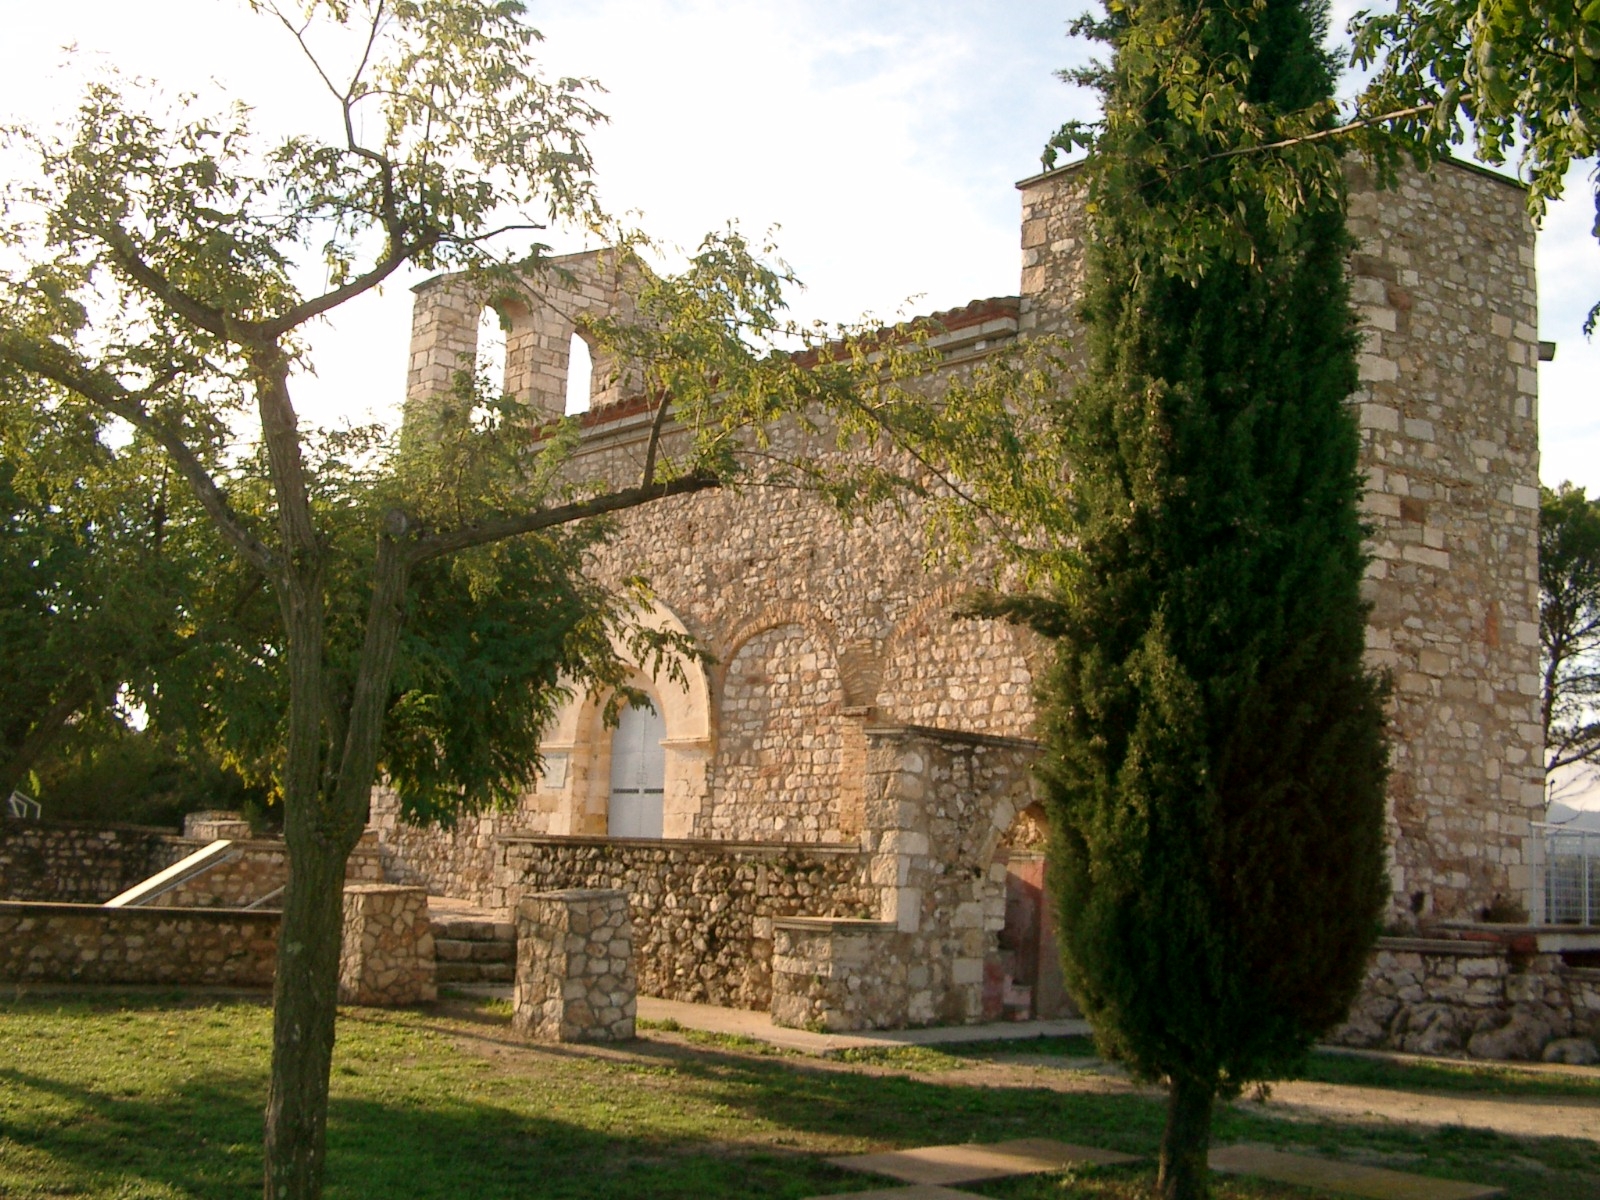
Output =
[{"x1": 4, "y1": 998, "x2": 1599, "y2": 1200}]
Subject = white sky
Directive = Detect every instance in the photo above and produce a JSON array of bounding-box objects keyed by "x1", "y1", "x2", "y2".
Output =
[{"x1": 1, "y1": 0, "x2": 1597, "y2": 491}]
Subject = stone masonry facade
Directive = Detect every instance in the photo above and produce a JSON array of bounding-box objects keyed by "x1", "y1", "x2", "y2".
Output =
[
  {"x1": 368, "y1": 158, "x2": 1561, "y2": 1034},
  {"x1": 1017, "y1": 158, "x2": 1545, "y2": 924}
]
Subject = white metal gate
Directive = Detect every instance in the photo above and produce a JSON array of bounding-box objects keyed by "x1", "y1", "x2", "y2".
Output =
[{"x1": 1542, "y1": 823, "x2": 1600, "y2": 925}]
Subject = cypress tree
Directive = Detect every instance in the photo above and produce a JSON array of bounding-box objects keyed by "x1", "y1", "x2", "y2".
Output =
[{"x1": 1031, "y1": 1, "x2": 1390, "y2": 1195}]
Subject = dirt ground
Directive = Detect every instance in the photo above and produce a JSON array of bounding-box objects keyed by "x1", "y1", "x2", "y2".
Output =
[{"x1": 441, "y1": 1003, "x2": 1600, "y2": 1147}]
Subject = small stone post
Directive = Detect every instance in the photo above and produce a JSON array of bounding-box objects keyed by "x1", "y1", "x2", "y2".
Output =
[
  {"x1": 339, "y1": 884, "x2": 437, "y2": 1006},
  {"x1": 513, "y1": 888, "x2": 635, "y2": 1042}
]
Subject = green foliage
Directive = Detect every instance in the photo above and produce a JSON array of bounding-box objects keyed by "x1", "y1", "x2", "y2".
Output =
[
  {"x1": 29, "y1": 725, "x2": 270, "y2": 829},
  {"x1": 1043, "y1": 0, "x2": 1353, "y2": 271},
  {"x1": 1352, "y1": 0, "x2": 1600, "y2": 331},
  {"x1": 1038, "y1": 0, "x2": 1390, "y2": 1096},
  {"x1": 0, "y1": 371, "x2": 261, "y2": 800},
  {"x1": 1539, "y1": 483, "x2": 1600, "y2": 775}
]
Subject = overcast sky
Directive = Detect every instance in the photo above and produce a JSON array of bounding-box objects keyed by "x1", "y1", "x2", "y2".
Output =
[{"x1": 2, "y1": 0, "x2": 1597, "y2": 490}]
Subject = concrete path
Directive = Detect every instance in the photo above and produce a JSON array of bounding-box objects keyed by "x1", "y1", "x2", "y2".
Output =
[
  {"x1": 636, "y1": 995, "x2": 1091, "y2": 1054},
  {"x1": 826, "y1": 1138, "x2": 1136, "y2": 1187},
  {"x1": 1210, "y1": 1144, "x2": 1504, "y2": 1199}
]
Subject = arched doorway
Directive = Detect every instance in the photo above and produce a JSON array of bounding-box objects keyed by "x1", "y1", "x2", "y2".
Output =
[
  {"x1": 994, "y1": 802, "x2": 1075, "y2": 1019},
  {"x1": 608, "y1": 702, "x2": 666, "y2": 838}
]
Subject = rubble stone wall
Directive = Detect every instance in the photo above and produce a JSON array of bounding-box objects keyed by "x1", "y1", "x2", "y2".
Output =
[
  {"x1": 144, "y1": 838, "x2": 383, "y2": 909},
  {"x1": 513, "y1": 888, "x2": 635, "y2": 1042},
  {"x1": 0, "y1": 900, "x2": 280, "y2": 987},
  {"x1": 0, "y1": 820, "x2": 172, "y2": 903},
  {"x1": 0, "y1": 820, "x2": 381, "y2": 908},
  {"x1": 1334, "y1": 932, "x2": 1600, "y2": 1060},
  {"x1": 498, "y1": 836, "x2": 876, "y2": 1010}
]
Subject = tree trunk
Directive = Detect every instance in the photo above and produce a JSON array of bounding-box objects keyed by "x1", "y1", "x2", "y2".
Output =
[
  {"x1": 260, "y1": 530, "x2": 410, "y2": 1200},
  {"x1": 1157, "y1": 1075, "x2": 1215, "y2": 1200},
  {"x1": 263, "y1": 818, "x2": 356, "y2": 1200}
]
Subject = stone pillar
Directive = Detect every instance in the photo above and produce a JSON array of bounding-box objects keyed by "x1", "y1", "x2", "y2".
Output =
[
  {"x1": 513, "y1": 888, "x2": 635, "y2": 1042},
  {"x1": 771, "y1": 916, "x2": 903, "y2": 1031},
  {"x1": 338, "y1": 884, "x2": 436, "y2": 1006},
  {"x1": 183, "y1": 810, "x2": 252, "y2": 840}
]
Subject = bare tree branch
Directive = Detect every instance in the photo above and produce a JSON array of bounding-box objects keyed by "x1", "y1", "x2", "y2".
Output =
[
  {"x1": 407, "y1": 471, "x2": 720, "y2": 566},
  {"x1": 1203, "y1": 104, "x2": 1436, "y2": 162}
]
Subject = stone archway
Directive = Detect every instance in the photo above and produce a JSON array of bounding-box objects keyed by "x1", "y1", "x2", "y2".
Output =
[
  {"x1": 876, "y1": 586, "x2": 1038, "y2": 739},
  {"x1": 711, "y1": 621, "x2": 846, "y2": 842},
  {"x1": 992, "y1": 802, "x2": 1075, "y2": 1020},
  {"x1": 535, "y1": 600, "x2": 712, "y2": 839}
]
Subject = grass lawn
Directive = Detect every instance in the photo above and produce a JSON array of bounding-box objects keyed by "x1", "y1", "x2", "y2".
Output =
[{"x1": 0, "y1": 991, "x2": 1594, "y2": 1199}]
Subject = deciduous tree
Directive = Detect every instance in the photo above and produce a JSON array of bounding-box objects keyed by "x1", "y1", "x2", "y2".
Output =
[
  {"x1": 0, "y1": 377, "x2": 253, "y2": 802},
  {"x1": 0, "y1": 4, "x2": 916, "y2": 1196},
  {"x1": 1540, "y1": 483, "x2": 1600, "y2": 781}
]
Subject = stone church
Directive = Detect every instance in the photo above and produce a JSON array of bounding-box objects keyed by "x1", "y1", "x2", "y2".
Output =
[{"x1": 373, "y1": 158, "x2": 1550, "y2": 1033}]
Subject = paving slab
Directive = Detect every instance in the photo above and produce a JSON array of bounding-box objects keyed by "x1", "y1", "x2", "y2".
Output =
[
  {"x1": 1210, "y1": 1144, "x2": 1505, "y2": 1200},
  {"x1": 637, "y1": 995, "x2": 1090, "y2": 1055},
  {"x1": 805, "y1": 1187, "x2": 984, "y2": 1200},
  {"x1": 827, "y1": 1138, "x2": 1137, "y2": 1186}
]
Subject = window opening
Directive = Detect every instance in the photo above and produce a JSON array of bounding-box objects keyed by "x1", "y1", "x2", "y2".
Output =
[
  {"x1": 477, "y1": 306, "x2": 507, "y2": 397},
  {"x1": 565, "y1": 331, "x2": 593, "y2": 416}
]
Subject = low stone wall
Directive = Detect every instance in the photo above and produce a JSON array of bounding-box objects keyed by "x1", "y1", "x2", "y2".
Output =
[
  {"x1": 1, "y1": 884, "x2": 434, "y2": 1000},
  {"x1": 0, "y1": 819, "x2": 382, "y2": 908},
  {"x1": 0, "y1": 900, "x2": 280, "y2": 987},
  {"x1": 497, "y1": 836, "x2": 876, "y2": 1009},
  {"x1": 0, "y1": 820, "x2": 173, "y2": 903},
  {"x1": 339, "y1": 885, "x2": 435, "y2": 1005},
  {"x1": 514, "y1": 888, "x2": 635, "y2": 1042},
  {"x1": 1334, "y1": 930, "x2": 1600, "y2": 1060},
  {"x1": 142, "y1": 838, "x2": 383, "y2": 909}
]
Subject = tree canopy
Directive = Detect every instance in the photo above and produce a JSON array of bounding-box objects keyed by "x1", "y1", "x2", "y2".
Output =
[
  {"x1": 1540, "y1": 482, "x2": 1600, "y2": 781},
  {"x1": 1352, "y1": 0, "x2": 1600, "y2": 330},
  {"x1": 0, "y1": 3, "x2": 930, "y2": 1196}
]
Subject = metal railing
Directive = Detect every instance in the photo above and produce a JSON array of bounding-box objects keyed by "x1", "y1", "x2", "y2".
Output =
[
  {"x1": 1541, "y1": 823, "x2": 1600, "y2": 926},
  {"x1": 5, "y1": 790, "x2": 41, "y2": 820}
]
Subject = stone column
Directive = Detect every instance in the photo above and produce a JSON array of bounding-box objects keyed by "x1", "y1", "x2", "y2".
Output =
[
  {"x1": 338, "y1": 884, "x2": 436, "y2": 1006},
  {"x1": 513, "y1": 888, "x2": 635, "y2": 1042}
]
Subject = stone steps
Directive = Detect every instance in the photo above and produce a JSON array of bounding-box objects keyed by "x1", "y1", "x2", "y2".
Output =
[{"x1": 430, "y1": 914, "x2": 516, "y2": 985}]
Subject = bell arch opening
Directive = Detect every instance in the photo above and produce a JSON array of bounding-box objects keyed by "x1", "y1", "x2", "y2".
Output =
[
  {"x1": 476, "y1": 305, "x2": 508, "y2": 396},
  {"x1": 565, "y1": 331, "x2": 593, "y2": 416}
]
